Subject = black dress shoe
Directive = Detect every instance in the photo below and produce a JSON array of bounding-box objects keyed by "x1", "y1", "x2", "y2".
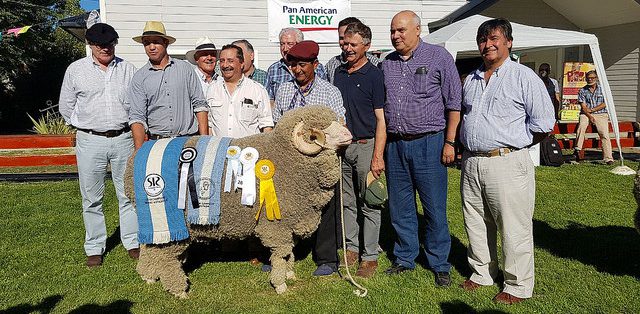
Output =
[
  {"x1": 384, "y1": 263, "x2": 413, "y2": 275},
  {"x1": 435, "y1": 272, "x2": 451, "y2": 287}
]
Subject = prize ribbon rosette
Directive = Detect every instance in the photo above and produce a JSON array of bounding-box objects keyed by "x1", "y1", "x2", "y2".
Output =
[{"x1": 255, "y1": 159, "x2": 281, "y2": 221}]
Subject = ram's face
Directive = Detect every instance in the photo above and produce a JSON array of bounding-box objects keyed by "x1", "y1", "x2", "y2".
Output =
[{"x1": 288, "y1": 107, "x2": 352, "y2": 156}]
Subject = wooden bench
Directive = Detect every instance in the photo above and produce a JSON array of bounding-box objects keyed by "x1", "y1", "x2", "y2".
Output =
[
  {"x1": 553, "y1": 121, "x2": 639, "y2": 149},
  {"x1": 0, "y1": 135, "x2": 77, "y2": 167}
]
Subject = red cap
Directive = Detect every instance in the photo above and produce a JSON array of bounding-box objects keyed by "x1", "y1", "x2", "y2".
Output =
[{"x1": 286, "y1": 40, "x2": 319, "y2": 62}]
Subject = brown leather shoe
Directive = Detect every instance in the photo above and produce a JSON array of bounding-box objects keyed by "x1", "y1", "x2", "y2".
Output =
[
  {"x1": 342, "y1": 250, "x2": 359, "y2": 267},
  {"x1": 86, "y1": 255, "x2": 103, "y2": 267},
  {"x1": 460, "y1": 279, "x2": 482, "y2": 291},
  {"x1": 355, "y1": 260, "x2": 378, "y2": 278},
  {"x1": 493, "y1": 292, "x2": 526, "y2": 305},
  {"x1": 127, "y1": 248, "x2": 140, "y2": 260}
]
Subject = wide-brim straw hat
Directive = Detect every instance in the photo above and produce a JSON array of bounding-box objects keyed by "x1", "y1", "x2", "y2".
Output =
[
  {"x1": 132, "y1": 21, "x2": 176, "y2": 44},
  {"x1": 185, "y1": 36, "x2": 219, "y2": 64}
]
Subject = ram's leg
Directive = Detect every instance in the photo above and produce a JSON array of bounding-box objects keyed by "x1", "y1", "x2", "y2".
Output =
[
  {"x1": 285, "y1": 251, "x2": 296, "y2": 280},
  {"x1": 136, "y1": 242, "x2": 190, "y2": 298},
  {"x1": 269, "y1": 246, "x2": 291, "y2": 294}
]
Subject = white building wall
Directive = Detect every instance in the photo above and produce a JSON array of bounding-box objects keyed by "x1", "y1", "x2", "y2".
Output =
[{"x1": 100, "y1": 0, "x2": 467, "y2": 69}]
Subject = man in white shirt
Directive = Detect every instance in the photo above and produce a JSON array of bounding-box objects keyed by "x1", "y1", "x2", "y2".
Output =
[
  {"x1": 59, "y1": 23, "x2": 139, "y2": 267},
  {"x1": 186, "y1": 36, "x2": 219, "y2": 97},
  {"x1": 207, "y1": 44, "x2": 273, "y2": 137}
]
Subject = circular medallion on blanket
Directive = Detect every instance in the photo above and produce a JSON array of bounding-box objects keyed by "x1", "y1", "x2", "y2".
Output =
[
  {"x1": 197, "y1": 178, "x2": 213, "y2": 198},
  {"x1": 180, "y1": 147, "x2": 197, "y2": 163},
  {"x1": 144, "y1": 174, "x2": 165, "y2": 197}
]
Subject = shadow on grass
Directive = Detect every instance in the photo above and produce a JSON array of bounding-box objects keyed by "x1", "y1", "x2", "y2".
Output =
[
  {"x1": 105, "y1": 226, "x2": 121, "y2": 256},
  {"x1": 69, "y1": 300, "x2": 134, "y2": 314},
  {"x1": 182, "y1": 237, "x2": 314, "y2": 274},
  {"x1": 533, "y1": 220, "x2": 640, "y2": 279},
  {"x1": 440, "y1": 300, "x2": 508, "y2": 314},
  {"x1": 379, "y1": 207, "x2": 471, "y2": 276},
  {"x1": 0, "y1": 295, "x2": 62, "y2": 314}
]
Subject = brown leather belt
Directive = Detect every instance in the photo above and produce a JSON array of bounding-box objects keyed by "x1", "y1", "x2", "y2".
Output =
[
  {"x1": 77, "y1": 126, "x2": 130, "y2": 138},
  {"x1": 388, "y1": 131, "x2": 437, "y2": 141},
  {"x1": 468, "y1": 147, "x2": 520, "y2": 157},
  {"x1": 148, "y1": 132, "x2": 198, "y2": 140},
  {"x1": 352, "y1": 138, "x2": 371, "y2": 144}
]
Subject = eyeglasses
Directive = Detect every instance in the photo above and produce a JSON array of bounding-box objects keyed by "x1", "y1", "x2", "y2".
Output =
[{"x1": 586, "y1": 76, "x2": 598, "y2": 80}]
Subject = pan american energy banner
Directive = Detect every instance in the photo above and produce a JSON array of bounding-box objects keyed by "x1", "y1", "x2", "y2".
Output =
[{"x1": 268, "y1": 0, "x2": 351, "y2": 43}]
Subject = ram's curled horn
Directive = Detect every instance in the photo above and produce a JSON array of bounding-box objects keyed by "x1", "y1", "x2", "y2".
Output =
[{"x1": 293, "y1": 121, "x2": 324, "y2": 155}]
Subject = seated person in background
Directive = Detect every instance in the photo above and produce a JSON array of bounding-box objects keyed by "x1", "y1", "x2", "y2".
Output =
[{"x1": 574, "y1": 70, "x2": 614, "y2": 164}]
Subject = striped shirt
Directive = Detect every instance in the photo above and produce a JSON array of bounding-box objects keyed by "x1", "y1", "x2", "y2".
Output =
[
  {"x1": 381, "y1": 40, "x2": 461, "y2": 135},
  {"x1": 460, "y1": 58, "x2": 555, "y2": 152},
  {"x1": 325, "y1": 52, "x2": 380, "y2": 84},
  {"x1": 127, "y1": 58, "x2": 208, "y2": 137},
  {"x1": 59, "y1": 56, "x2": 137, "y2": 132},
  {"x1": 578, "y1": 84, "x2": 607, "y2": 114},
  {"x1": 273, "y1": 77, "x2": 344, "y2": 123},
  {"x1": 265, "y1": 59, "x2": 328, "y2": 100}
]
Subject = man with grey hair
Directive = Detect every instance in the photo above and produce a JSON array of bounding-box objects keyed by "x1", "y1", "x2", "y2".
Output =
[
  {"x1": 232, "y1": 39, "x2": 268, "y2": 87},
  {"x1": 381, "y1": 10, "x2": 461, "y2": 288},
  {"x1": 326, "y1": 17, "x2": 379, "y2": 84},
  {"x1": 265, "y1": 27, "x2": 328, "y2": 107},
  {"x1": 59, "y1": 23, "x2": 139, "y2": 267},
  {"x1": 333, "y1": 21, "x2": 386, "y2": 278}
]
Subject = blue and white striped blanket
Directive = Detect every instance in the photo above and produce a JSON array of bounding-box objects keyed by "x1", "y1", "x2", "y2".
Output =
[
  {"x1": 186, "y1": 136, "x2": 232, "y2": 225},
  {"x1": 134, "y1": 137, "x2": 190, "y2": 244}
]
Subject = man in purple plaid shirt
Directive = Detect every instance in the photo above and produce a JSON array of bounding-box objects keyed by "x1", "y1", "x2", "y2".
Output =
[{"x1": 380, "y1": 10, "x2": 461, "y2": 287}]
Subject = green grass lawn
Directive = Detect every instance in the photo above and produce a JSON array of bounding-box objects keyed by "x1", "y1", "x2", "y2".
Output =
[{"x1": 1, "y1": 162, "x2": 639, "y2": 313}]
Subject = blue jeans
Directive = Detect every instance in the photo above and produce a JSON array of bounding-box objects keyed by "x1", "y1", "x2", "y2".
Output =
[
  {"x1": 385, "y1": 131, "x2": 451, "y2": 272},
  {"x1": 76, "y1": 130, "x2": 138, "y2": 256}
]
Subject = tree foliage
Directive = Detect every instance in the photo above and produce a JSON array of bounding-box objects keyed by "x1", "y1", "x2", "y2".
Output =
[{"x1": 0, "y1": 0, "x2": 84, "y2": 132}]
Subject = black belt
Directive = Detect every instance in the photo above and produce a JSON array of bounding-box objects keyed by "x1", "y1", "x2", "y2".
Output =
[
  {"x1": 467, "y1": 147, "x2": 521, "y2": 157},
  {"x1": 77, "y1": 126, "x2": 130, "y2": 138},
  {"x1": 148, "y1": 132, "x2": 199, "y2": 140},
  {"x1": 388, "y1": 131, "x2": 437, "y2": 141}
]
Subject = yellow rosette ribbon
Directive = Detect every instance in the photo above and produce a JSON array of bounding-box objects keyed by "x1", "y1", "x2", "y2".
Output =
[{"x1": 254, "y1": 159, "x2": 281, "y2": 221}]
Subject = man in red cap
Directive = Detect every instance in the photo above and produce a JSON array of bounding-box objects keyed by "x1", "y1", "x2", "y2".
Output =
[
  {"x1": 273, "y1": 40, "x2": 345, "y2": 276},
  {"x1": 59, "y1": 23, "x2": 139, "y2": 267}
]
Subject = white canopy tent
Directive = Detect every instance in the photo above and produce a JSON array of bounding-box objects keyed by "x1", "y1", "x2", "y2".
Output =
[{"x1": 425, "y1": 15, "x2": 630, "y2": 170}]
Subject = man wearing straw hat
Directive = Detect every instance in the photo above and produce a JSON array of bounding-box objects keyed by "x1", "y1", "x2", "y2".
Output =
[
  {"x1": 127, "y1": 21, "x2": 209, "y2": 149},
  {"x1": 186, "y1": 36, "x2": 219, "y2": 97}
]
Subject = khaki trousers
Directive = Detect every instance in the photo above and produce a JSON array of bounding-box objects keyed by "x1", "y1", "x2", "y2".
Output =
[
  {"x1": 575, "y1": 113, "x2": 613, "y2": 162},
  {"x1": 460, "y1": 149, "x2": 535, "y2": 298}
]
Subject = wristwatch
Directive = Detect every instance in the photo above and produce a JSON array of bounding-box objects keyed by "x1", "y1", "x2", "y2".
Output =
[{"x1": 444, "y1": 139, "x2": 456, "y2": 147}]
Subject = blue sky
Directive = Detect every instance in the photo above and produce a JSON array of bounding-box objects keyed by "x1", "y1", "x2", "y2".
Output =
[{"x1": 80, "y1": 0, "x2": 99, "y2": 10}]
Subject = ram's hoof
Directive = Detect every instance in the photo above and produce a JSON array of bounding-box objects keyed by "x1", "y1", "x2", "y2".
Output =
[
  {"x1": 172, "y1": 291, "x2": 189, "y2": 299},
  {"x1": 274, "y1": 283, "x2": 287, "y2": 294},
  {"x1": 286, "y1": 271, "x2": 296, "y2": 280}
]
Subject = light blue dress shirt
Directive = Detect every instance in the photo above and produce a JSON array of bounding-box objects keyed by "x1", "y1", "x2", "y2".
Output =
[{"x1": 460, "y1": 59, "x2": 555, "y2": 152}]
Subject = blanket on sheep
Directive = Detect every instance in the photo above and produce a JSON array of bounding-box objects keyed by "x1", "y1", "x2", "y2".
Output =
[
  {"x1": 134, "y1": 136, "x2": 234, "y2": 244},
  {"x1": 186, "y1": 136, "x2": 232, "y2": 225},
  {"x1": 134, "y1": 137, "x2": 190, "y2": 244}
]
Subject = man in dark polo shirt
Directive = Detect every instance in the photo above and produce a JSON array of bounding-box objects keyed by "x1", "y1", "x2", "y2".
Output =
[
  {"x1": 381, "y1": 10, "x2": 461, "y2": 287},
  {"x1": 333, "y1": 22, "x2": 386, "y2": 278}
]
